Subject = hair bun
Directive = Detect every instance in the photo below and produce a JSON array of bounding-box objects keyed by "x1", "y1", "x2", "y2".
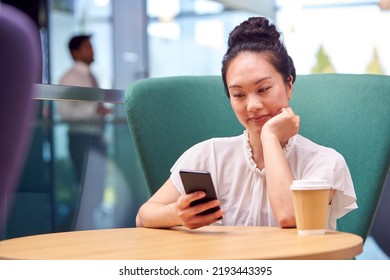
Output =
[{"x1": 228, "y1": 17, "x2": 280, "y2": 48}]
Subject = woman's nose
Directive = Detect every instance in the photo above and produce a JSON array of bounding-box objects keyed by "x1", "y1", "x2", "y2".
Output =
[{"x1": 247, "y1": 95, "x2": 264, "y2": 112}]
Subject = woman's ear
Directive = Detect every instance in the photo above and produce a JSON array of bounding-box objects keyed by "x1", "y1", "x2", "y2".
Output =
[{"x1": 286, "y1": 75, "x2": 293, "y2": 100}]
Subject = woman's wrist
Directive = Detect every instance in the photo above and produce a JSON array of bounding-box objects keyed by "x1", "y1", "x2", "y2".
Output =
[{"x1": 260, "y1": 128, "x2": 279, "y2": 146}]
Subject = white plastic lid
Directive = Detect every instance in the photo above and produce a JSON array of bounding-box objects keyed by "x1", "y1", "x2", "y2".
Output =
[{"x1": 290, "y1": 179, "x2": 331, "y2": 190}]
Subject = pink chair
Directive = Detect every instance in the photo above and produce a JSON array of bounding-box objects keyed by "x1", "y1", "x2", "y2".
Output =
[{"x1": 0, "y1": 4, "x2": 41, "y2": 235}]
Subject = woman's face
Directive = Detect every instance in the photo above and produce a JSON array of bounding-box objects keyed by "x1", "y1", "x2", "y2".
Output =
[{"x1": 226, "y1": 52, "x2": 293, "y2": 136}]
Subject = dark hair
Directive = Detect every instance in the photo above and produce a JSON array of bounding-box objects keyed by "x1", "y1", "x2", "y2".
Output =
[
  {"x1": 68, "y1": 34, "x2": 91, "y2": 52},
  {"x1": 221, "y1": 17, "x2": 296, "y2": 97}
]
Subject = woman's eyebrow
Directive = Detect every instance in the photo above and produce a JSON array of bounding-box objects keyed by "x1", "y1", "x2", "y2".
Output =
[
  {"x1": 228, "y1": 76, "x2": 271, "y2": 89},
  {"x1": 254, "y1": 76, "x2": 272, "y2": 85}
]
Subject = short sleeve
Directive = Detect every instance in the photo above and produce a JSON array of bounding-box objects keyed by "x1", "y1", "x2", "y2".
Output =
[
  {"x1": 299, "y1": 150, "x2": 357, "y2": 230},
  {"x1": 327, "y1": 154, "x2": 358, "y2": 230}
]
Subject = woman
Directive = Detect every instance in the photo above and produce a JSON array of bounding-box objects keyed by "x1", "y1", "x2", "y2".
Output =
[{"x1": 136, "y1": 17, "x2": 357, "y2": 230}]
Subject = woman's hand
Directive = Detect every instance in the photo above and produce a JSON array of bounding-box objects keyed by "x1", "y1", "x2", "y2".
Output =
[
  {"x1": 261, "y1": 107, "x2": 300, "y2": 144},
  {"x1": 176, "y1": 192, "x2": 223, "y2": 229},
  {"x1": 136, "y1": 179, "x2": 223, "y2": 229}
]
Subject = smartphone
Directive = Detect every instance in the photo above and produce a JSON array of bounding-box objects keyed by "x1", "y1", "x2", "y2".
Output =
[{"x1": 179, "y1": 169, "x2": 221, "y2": 216}]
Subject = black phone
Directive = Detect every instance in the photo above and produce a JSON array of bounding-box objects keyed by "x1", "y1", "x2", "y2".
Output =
[{"x1": 179, "y1": 169, "x2": 221, "y2": 216}]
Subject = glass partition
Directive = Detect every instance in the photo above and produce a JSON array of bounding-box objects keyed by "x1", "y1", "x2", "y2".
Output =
[{"x1": 2, "y1": 85, "x2": 149, "y2": 239}]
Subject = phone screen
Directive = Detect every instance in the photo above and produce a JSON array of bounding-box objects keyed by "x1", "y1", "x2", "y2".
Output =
[{"x1": 179, "y1": 169, "x2": 221, "y2": 215}]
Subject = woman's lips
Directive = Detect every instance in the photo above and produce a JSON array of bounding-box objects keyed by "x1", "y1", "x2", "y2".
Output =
[{"x1": 249, "y1": 114, "x2": 270, "y2": 123}]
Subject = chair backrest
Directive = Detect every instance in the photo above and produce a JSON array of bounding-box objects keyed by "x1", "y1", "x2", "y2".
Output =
[
  {"x1": 0, "y1": 4, "x2": 41, "y2": 235},
  {"x1": 125, "y1": 74, "x2": 390, "y2": 240}
]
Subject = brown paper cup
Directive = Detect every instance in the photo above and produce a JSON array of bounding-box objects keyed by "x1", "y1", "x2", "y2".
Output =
[{"x1": 291, "y1": 180, "x2": 331, "y2": 235}]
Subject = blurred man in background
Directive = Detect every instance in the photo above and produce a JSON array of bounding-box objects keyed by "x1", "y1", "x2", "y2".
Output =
[{"x1": 58, "y1": 34, "x2": 111, "y2": 230}]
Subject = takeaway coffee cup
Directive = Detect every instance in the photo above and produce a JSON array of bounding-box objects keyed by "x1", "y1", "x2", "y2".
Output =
[{"x1": 290, "y1": 179, "x2": 331, "y2": 235}]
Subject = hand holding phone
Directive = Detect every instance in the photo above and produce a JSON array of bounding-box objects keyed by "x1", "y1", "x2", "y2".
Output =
[{"x1": 179, "y1": 169, "x2": 221, "y2": 216}]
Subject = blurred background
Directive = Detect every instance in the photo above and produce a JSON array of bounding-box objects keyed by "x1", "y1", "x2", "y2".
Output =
[{"x1": 2, "y1": 0, "x2": 389, "y2": 259}]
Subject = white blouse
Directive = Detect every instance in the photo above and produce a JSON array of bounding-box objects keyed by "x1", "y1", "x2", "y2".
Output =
[{"x1": 170, "y1": 131, "x2": 357, "y2": 230}]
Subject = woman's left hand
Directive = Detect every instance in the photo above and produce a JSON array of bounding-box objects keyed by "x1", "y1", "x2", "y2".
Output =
[{"x1": 261, "y1": 107, "x2": 300, "y2": 144}]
